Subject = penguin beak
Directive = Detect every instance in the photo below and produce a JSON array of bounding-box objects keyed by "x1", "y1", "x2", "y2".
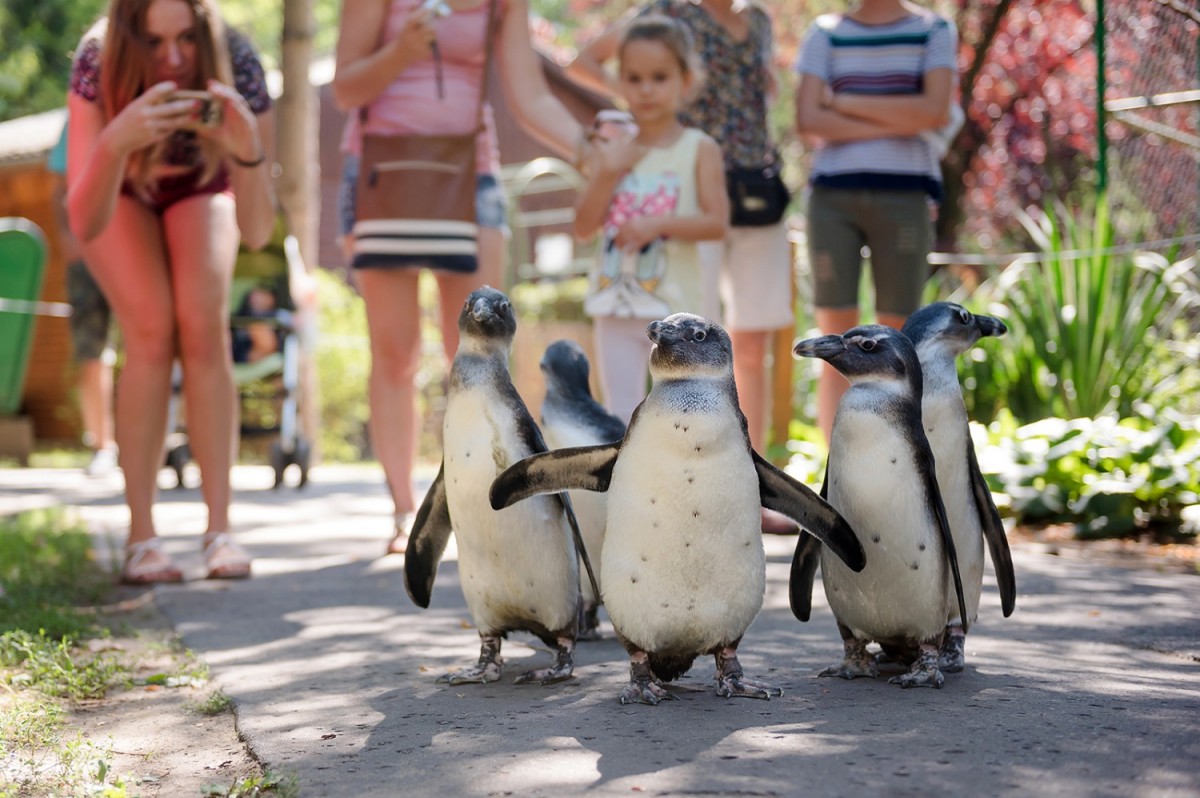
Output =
[
  {"x1": 975, "y1": 315, "x2": 1008, "y2": 338},
  {"x1": 793, "y1": 335, "x2": 846, "y2": 361},
  {"x1": 470, "y1": 297, "x2": 492, "y2": 322}
]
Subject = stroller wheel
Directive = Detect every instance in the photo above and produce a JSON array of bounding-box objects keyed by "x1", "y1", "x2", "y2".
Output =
[
  {"x1": 294, "y1": 439, "x2": 311, "y2": 489},
  {"x1": 269, "y1": 441, "x2": 286, "y2": 489}
]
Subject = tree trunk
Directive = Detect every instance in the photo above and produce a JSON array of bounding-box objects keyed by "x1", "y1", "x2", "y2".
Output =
[{"x1": 277, "y1": 0, "x2": 320, "y2": 457}]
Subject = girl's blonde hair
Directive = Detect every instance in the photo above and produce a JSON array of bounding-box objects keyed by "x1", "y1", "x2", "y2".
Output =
[
  {"x1": 618, "y1": 14, "x2": 705, "y2": 90},
  {"x1": 99, "y1": 0, "x2": 233, "y2": 197}
]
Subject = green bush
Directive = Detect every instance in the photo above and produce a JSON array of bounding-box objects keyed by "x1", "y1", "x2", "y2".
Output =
[
  {"x1": 314, "y1": 269, "x2": 372, "y2": 462},
  {"x1": 975, "y1": 411, "x2": 1200, "y2": 539}
]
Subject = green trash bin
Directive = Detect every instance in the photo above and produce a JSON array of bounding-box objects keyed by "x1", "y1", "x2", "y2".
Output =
[{"x1": 0, "y1": 218, "x2": 48, "y2": 415}]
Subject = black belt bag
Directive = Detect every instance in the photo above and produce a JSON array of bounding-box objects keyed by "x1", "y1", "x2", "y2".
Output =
[{"x1": 726, "y1": 158, "x2": 790, "y2": 227}]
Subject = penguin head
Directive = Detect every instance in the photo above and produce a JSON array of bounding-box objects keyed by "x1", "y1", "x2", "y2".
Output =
[
  {"x1": 902, "y1": 301, "x2": 1007, "y2": 359},
  {"x1": 540, "y1": 339, "x2": 593, "y2": 399},
  {"x1": 646, "y1": 313, "x2": 732, "y2": 380},
  {"x1": 458, "y1": 286, "x2": 517, "y2": 346},
  {"x1": 793, "y1": 325, "x2": 921, "y2": 390}
]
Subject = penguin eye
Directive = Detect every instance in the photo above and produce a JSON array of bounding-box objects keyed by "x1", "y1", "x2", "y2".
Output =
[
  {"x1": 957, "y1": 309, "x2": 972, "y2": 325},
  {"x1": 859, "y1": 338, "x2": 876, "y2": 352},
  {"x1": 693, "y1": 329, "x2": 707, "y2": 342},
  {"x1": 499, "y1": 301, "x2": 510, "y2": 316}
]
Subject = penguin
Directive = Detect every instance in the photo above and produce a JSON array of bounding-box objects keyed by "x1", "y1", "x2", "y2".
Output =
[
  {"x1": 901, "y1": 302, "x2": 1016, "y2": 671},
  {"x1": 791, "y1": 325, "x2": 968, "y2": 689},
  {"x1": 491, "y1": 313, "x2": 865, "y2": 705},
  {"x1": 539, "y1": 340, "x2": 627, "y2": 640},
  {"x1": 404, "y1": 287, "x2": 592, "y2": 686}
]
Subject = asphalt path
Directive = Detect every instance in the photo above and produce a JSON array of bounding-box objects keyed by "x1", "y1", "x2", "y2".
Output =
[{"x1": 8, "y1": 464, "x2": 1199, "y2": 797}]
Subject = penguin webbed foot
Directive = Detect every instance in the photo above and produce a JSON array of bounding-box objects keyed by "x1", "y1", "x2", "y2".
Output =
[
  {"x1": 938, "y1": 624, "x2": 966, "y2": 673},
  {"x1": 513, "y1": 636, "x2": 575, "y2": 685},
  {"x1": 438, "y1": 661, "x2": 503, "y2": 685},
  {"x1": 888, "y1": 645, "x2": 945, "y2": 689},
  {"x1": 619, "y1": 655, "x2": 677, "y2": 705},
  {"x1": 818, "y1": 635, "x2": 878, "y2": 680},
  {"x1": 438, "y1": 635, "x2": 504, "y2": 685},
  {"x1": 713, "y1": 647, "x2": 782, "y2": 700}
]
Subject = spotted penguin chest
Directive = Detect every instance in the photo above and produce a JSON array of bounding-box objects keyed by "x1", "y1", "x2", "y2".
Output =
[
  {"x1": 601, "y1": 406, "x2": 765, "y2": 653},
  {"x1": 442, "y1": 391, "x2": 578, "y2": 635},
  {"x1": 822, "y1": 410, "x2": 949, "y2": 643}
]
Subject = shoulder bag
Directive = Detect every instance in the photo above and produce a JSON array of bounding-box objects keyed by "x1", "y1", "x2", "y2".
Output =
[
  {"x1": 726, "y1": 154, "x2": 791, "y2": 227},
  {"x1": 350, "y1": 0, "x2": 497, "y2": 273}
]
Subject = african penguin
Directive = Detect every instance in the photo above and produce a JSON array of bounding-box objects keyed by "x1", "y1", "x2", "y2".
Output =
[
  {"x1": 902, "y1": 302, "x2": 1016, "y2": 671},
  {"x1": 492, "y1": 314, "x2": 864, "y2": 705},
  {"x1": 540, "y1": 340, "x2": 627, "y2": 640},
  {"x1": 792, "y1": 325, "x2": 968, "y2": 689},
  {"x1": 404, "y1": 287, "x2": 589, "y2": 686}
]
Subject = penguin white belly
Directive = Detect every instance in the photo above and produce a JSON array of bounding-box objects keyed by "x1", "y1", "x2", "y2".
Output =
[
  {"x1": 822, "y1": 411, "x2": 949, "y2": 643},
  {"x1": 443, "y1": 393, "x2": 578, "y2": 635},
  {"x1": 601, "y1": 405, "x2": 764, "y2": 654},
  {"x1": 924, "y1": 394, "x2": 985, "y2": 623},
  {"x1": 543, "y1": 425, "x2": 609, "y2": 601}
]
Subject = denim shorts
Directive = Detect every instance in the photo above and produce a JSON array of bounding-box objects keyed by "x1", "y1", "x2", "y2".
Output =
[{"x1": 337, "y1": 153, "x2": 508, "y2": 237}]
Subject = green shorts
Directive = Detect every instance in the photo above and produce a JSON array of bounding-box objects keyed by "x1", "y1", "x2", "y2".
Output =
[
  {"x1": 807, "y1": 187, "x2": 932, "y2": 315},
  {"x1": 66, "y1": 260, "x2": 113, "y2": 362}
]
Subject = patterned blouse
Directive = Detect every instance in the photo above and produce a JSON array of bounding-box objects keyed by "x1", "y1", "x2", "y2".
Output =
[
  {"x1": 640, "y1": 0, "x2": 775, "y2": 169},
  {"x1": 70, "y1": 26, "x2": 272, "y2": 169}
]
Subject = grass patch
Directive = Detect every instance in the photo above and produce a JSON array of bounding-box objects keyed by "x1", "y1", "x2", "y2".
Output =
[
  {"x1": 188, "y1": 690, "x2": 234, "y2": 716},
  {"x1": 202, "y1": 771, "x2": 299, "y2": 798},
  {"x1": 0, "y1": 509, "x2": 130, "y2": 797}
]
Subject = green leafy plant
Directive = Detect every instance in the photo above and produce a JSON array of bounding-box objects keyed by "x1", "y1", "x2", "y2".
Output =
[
  {"x1": 962, "y1": 198, "x2": 1200, "y2": 424},
  {"x1": 975, "y1": 410, "x2": 1200, "y2": 539}
]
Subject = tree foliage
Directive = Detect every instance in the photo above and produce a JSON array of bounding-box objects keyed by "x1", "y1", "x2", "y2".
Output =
[{"x1": 0, "y1": 0, "x2": 107, "y2": 119}]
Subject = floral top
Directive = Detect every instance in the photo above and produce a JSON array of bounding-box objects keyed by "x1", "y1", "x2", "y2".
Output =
[
  {"x1": 69, "y1": 25, "x2": 272, "y2": 169},
  {"x1": 640, "y1": 0, "x2": 775, "y2": 169}
]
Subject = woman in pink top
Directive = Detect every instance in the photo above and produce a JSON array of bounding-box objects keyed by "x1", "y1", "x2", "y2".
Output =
[{"x1": 333, "y1": 0, "x2": 589, "y2": 555}]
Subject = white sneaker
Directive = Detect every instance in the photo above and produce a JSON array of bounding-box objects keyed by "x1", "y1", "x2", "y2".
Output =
[{"x1": 84, "y1": 447, "x2": 118, "y2": 477}]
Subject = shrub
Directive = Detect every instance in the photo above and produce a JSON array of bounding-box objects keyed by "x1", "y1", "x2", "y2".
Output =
[{"x1": 958, "y1": 199, "x2": 1200, "y2": 424}]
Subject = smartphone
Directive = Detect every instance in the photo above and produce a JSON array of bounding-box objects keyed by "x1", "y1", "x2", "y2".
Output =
[
  {"x1": 170, "y1": 90, "x2": 222, "y2": 128},
  {"x1": 419, "y1": 0, "x2": 452, "y2": 18}
]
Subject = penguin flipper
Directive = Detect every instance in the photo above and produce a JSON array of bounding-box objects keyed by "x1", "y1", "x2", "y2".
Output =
[
  {"x1": 788, "y1": 533, "x2": 822, "y2": 621},
  {"x1": 788, "y1": 463, "x2": 831, "y2": 622},
  {"x1": 490, "y1": 444, "x2": 619, "y2": 510},
  {"x1": 968, "y1": 442, "x2": 1016, "y2": 617},
  {"x1": 916, "y1": 444, "x2": 970, "y2": 634},
  {"x1": 753, "y1": 451, "x2": 865, "y2": 572},
  {"x1": 404, "y1": 464, "x2": 453, "y2": 609}
]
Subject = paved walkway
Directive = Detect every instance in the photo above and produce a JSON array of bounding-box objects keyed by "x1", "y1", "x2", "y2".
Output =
[{"x1": 5, "y1": 465, "x2": 1200, "y2": 797}]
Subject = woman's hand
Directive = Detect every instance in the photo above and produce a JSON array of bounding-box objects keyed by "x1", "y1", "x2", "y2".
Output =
[
  {"x1": 391, "y1": 6, "x2": 436, "y2": 56},
  {"x1": 201, "y1": 80, "x2": 264, "y2": 164},
  {"x1": 101, "y1": 82, "x2": 194, "y2": 156}
]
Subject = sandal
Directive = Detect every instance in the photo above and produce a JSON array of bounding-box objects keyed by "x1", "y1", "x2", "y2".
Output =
[
  {"x1": 203, "y1": 532, "x2": 252, "y2": 580},
  {"x1": 121, "y1": 538, "x2": 184, "y2": 585},
  {"x1": 386, "y1": 512, "x2": 414, "y2": 556}
]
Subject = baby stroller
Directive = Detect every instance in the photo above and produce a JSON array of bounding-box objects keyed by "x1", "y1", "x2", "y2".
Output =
[{"x1": 164, "y1": 213, "x2": 315, "y2": 489}]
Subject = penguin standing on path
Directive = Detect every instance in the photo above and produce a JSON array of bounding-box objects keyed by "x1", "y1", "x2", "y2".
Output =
[
  {"x1": 792, "y1": 325, "x2": 968, "y2": 689},
  {"x1": 902, "y1": 302, "x2": 1016, "y2": 671},
  {"x1": 539, "y1": 340, "x2": 626, "y2": 640},
  {"x1": 404, "y1": 287, "x2": 589, "y2": 686},
  {"x1": 492, "y1": 314, "x2": 865, "y2": 705}
]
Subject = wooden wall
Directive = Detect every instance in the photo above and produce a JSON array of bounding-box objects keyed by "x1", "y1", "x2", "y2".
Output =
[{"x1": 0, "y1": 164, "x2": 79, "y2": 443}]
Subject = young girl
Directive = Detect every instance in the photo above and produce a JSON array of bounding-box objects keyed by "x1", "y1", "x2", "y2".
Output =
[{"x1": 573, "y1": 15, "x2": 729, "y2": 423}]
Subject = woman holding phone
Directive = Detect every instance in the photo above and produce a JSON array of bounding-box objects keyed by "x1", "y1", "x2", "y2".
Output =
[{"x1": 66, "y1": 0, "x2": 275, "y2": 584}]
